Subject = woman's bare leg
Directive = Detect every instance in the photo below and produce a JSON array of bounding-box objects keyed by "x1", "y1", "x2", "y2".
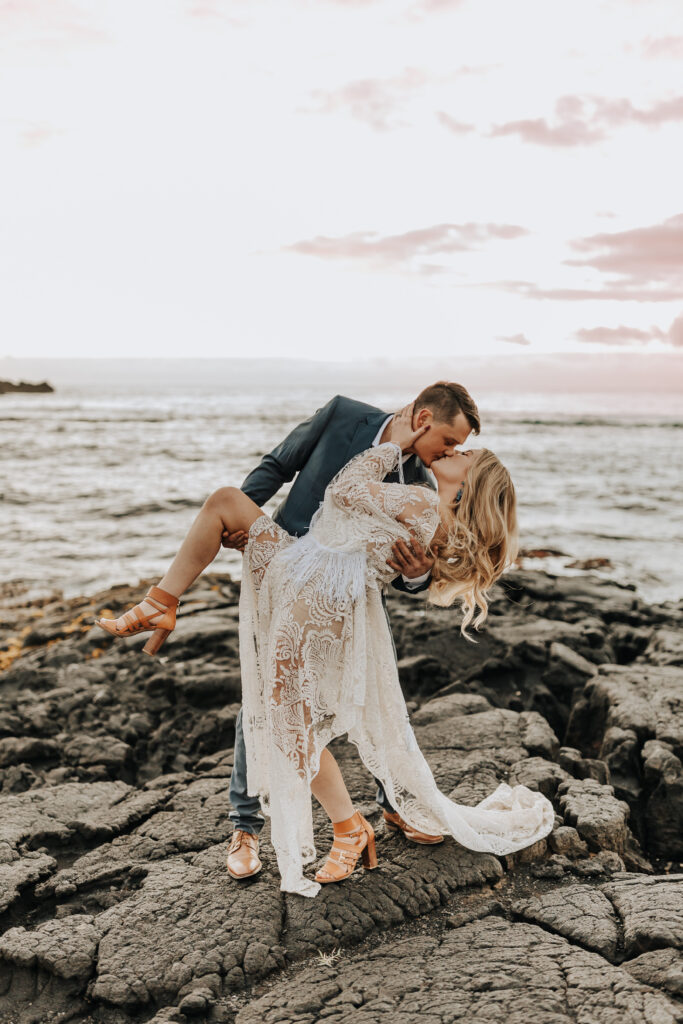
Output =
[
  {"x1": 310, "y1": 748, "x2": 354, "y2": 823},
  {"x1": 128, "y1": 488, "x2": 263, "y2": 622},
  {"x1": 157, "y1": 487, "x2": 262, "y2": 597}
]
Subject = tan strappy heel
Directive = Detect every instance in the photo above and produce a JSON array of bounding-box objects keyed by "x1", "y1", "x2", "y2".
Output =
[
  {"x1": 95, "y1": 585, "x2": 179, "y2": 656},
  {"x1": 315, "y1": 810, "x2": 378, "y2": 884}
]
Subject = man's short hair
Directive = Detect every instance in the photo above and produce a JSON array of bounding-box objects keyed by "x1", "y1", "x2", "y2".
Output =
[{"x1": 415, "y1": 381, "x2": 480, "y2": 435}]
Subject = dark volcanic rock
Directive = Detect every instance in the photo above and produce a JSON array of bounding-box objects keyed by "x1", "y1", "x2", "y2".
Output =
[
  {"x1": 0, "y1": 913, "x2": 100, "y2": 980},
  {"x1": 0, "y1": 568, "x2": 681, "y2": 1024},
  {"x1": 0, "y1": 779, "x2": 170, "y2": 923},
  {"x1": 0, "y1": 736, "x2": 60, "y2": 768},
  {"x1": 642, "y1": 739, "x2": 683, "y2": 859},
  {"x1": 236, "y1": 917, "x2": 683, "y2": 1024},
  {"x1": 623, "y1": 949, "x2": 683, "y2": 999},
  {"x1": 0, "y1": 379, "x2": 53, "y2": 394},
  {"x1": 644, "y1": 628, "x2": 683, "y2": 667},
  {"x1": 558, "y1": 744, "x2": 610, "y2": 784},
  {"x1": 512, "y1": 883, "x2": 620, "y2": 959},
  {"x1": 396, "y1": 653, "x2": 450, "y2": 699},
  {"x1": 600, "y1": 874, "x2": 683, "y2": 958},
  {"x1": 566, "y1": 663, "x2": 683, "y2": 857},
  {"x1": 0, "y1": 851, "x2": 57, "y2": 915},
  {"x1": 556, "y1": 777, "x2": 633, "y2": 855}
]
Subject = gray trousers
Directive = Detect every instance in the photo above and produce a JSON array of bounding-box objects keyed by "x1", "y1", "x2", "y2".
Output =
[{"x1": 228, "y1": 593, "x2": 398, "y2": 834}]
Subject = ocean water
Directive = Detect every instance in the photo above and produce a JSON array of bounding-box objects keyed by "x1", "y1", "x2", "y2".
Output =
[{"x1": 2, "y1": 360, "x2": 682, "y2": 606}]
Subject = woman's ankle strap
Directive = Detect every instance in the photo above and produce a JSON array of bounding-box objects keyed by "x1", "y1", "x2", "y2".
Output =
[
  {"x1": 332, "y1": 810, "x2": 363, "y2": 834},
  {"x1": 147, "y1": 585, "x2": 179, "y2": 607}
]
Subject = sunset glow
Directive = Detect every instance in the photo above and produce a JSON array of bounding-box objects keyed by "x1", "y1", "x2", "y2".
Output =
[{"x1": 1, "y1": 0, "x2": 682, "y2": 370}]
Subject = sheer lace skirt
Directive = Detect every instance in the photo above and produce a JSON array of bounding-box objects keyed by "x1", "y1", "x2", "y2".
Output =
[{"x1": 239, "y1": 513, "x2": 555, "y2": 898}]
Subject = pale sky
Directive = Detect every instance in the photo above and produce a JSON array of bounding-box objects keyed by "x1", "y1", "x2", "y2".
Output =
[{"x1": 1, "y1": 0, "x2": 683, "y2": 366}]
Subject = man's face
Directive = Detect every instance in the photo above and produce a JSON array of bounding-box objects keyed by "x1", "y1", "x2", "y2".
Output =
[{"x1": 412, "y1": 409, "x2": 472, "y2": 467}]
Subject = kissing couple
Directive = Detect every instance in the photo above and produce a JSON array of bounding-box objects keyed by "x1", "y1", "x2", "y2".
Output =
[{"x1": 97, "y1": 381, "x2": 555, "y2": 897}]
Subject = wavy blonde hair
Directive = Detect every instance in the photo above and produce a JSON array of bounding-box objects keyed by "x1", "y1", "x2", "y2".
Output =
[{"x1": 427, "y1": 449, "x2": 518, "y2": 640}]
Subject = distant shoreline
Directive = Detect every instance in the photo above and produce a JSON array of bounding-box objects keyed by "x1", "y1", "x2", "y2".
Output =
[
  {"x1": 0, "y1": 378, "x2": 54, "y2": 394},
  {"x1": 1, "y1": 353, "x2": 683, "y2": 396}
]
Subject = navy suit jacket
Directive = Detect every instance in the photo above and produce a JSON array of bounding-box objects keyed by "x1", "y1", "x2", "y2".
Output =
[{"x1": 240, "y1": 395, "x2": 435, "y2": 594}]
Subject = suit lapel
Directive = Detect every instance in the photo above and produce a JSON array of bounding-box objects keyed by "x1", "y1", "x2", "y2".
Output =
[
  {"x1": 343, "y1": 410, "x2": 435, "y2": 490},
  {"x1": 344, "y1": 411, "x2": 389, "y2": 464},
  {"x1": 404, "y1": 453, "x2": 436, "y2": 490}
]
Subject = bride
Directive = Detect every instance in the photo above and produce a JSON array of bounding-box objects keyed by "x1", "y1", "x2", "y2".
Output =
[{"x1": 97, "y1": 409, "x2": 555, "y2": 897}]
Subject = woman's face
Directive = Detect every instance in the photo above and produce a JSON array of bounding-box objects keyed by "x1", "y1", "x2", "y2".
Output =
[{"x1": 431, "y1": 449, "x2": 481, "y2": 505}]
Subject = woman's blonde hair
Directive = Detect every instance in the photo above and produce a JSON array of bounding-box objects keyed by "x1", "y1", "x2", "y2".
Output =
[{"x1": 428, "y1": 448, "x2": 518, "y2": 640}]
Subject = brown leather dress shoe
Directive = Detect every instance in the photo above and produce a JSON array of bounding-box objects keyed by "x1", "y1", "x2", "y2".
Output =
[
  {"x1": 383, "y1": 809, "x2": 444, "y2": 845},
  {"x1": 226, "y1": 830, "x2": 262, "y2": 879}
]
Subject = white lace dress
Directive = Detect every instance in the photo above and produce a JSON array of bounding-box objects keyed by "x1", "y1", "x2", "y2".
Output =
[{"x1": 238, "y1": 442, "x2": 555, "y2": 897}]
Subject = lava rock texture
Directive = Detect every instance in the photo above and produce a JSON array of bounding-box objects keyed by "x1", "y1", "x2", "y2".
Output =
[{"x1": 0, "y1": 568, "x2": 681, "y2": 1023}]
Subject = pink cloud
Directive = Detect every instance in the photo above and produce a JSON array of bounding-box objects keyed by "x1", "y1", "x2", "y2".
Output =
[
  {"x1": 18, "y1": 121, "x2": 61, "y2": 147},
  {"x1": 412, "y1": 0, "x2": 467, "y2": 11},
  {"x1": 479, "y1": 214, "x2": 683, "y2": 304},
  {"x1": 591, "y1": 94, "x2": 683, "y2": 127},
  {"x1": 641, "y1": 35, "x2": 683, "y2": 59},
  {"x1": 489, "y1": 101, "x2": 604, "y2": 147},
  {"x1": 0, "y1": 0, "x2": 109, "y2": 49},
  {"x1": 306, "y1": 68, "x2": 428, "y2": 131},
  {"x1": 186, "y1": 1, "x2": 246, "y2": 24},
  {"x1": 480, "y1": 280, "x2": 682, "y2": 303},
  {"x1": 484, "y1": 93, "x2": 683, "y2": 148},
  {"x1": 307, "y1": 64, "x2": 495, "y2": 131},
  {"x1": 575, "y1": 314, "x2": 683, "y2": 347},
  {"x1": 497, "y1": 333, "x2": 532, "y2": 346},
  {"x1": 670, "y1": 313, "x2": 683, "y2": 348},
  {"x1": 286, "y1": 222, "x2": 529, "y2": 271},
  {"x1": 564, "y1": 213, "x2": 683, "y2": 292},
  {"x1": 305, "y1": 0, "x2": 468, "y2": 7},
  {"x1": 436, "y1": 112, "x2": 476, "y2": 134},
  {"x1": 575, "y1": 325, "x2": 664, "y2": 345}
]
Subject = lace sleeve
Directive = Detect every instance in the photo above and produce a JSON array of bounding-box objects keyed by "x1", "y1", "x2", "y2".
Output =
[
  {"x1": 328, "y1": 442, "x2": 440, "y2": 552},
  {"x1": 328, "y1": 442, "x2": 403, "y2": 512},
  {"x1": 385, "y1": 483, "x2": 441, "y2": 544}
]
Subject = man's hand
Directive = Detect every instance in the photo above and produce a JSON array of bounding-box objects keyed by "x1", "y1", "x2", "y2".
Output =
[
  {"x1": 222, "y1": 529, "x2": 248, "y2": 552},
  {"x1": 386, "y1": 536, "x2": 437, "y2": 579}
]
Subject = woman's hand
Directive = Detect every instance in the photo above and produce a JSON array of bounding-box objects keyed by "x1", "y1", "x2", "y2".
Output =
[{"x1": 388, "y1": 403, "x2": 430, "y2": 452}]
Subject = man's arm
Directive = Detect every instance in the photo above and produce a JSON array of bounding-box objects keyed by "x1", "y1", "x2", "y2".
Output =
[
  {"x1": 395, "y1": 568, "x2": 431, "y2": 594},
  {"x1": 240, "y1": 395, "x2": 340, "y2": 505}
]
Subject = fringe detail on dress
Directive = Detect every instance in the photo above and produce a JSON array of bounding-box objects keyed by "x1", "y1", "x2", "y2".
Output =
[{"x1": 276, "y1": 531, "x2": 368, "y2": 604}]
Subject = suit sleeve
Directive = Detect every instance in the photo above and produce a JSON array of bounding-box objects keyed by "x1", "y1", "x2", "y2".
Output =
[
  {"x1": 240, "y1": 395, "x2": 340, "y2": 506},
  {"x1": 391, "y1": 573, "x2": 431, "y2": 596}
]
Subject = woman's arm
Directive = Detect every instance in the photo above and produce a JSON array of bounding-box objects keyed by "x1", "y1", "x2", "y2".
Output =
[
  {"x1": 328, "y1": 442, "x2": 403, "y2": 511},
  {"x1": 329, "y1": 443, "x2": 440, "y2": 543},
  {"x1": 329, "y1": 404, "x2": 430, "y2": 509}
]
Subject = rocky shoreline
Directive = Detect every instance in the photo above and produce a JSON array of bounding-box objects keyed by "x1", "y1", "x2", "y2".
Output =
[
  {"x1": 0, "y1": 379, "x2": 54, "y2": 395},
  {"x1": 0, "y1": 569, "x2": 681, "y2": 1023}
]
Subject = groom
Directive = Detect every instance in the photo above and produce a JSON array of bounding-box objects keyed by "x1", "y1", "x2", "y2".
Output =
[{"x1": 223, "y1": 381, "x2": 480, "y2": 879}]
